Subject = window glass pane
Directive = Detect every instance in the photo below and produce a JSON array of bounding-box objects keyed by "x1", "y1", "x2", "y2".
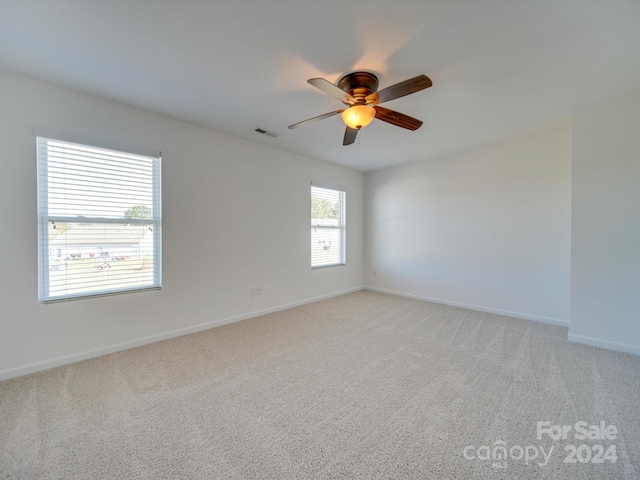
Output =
[
  {"x1": 46, "y1": 222, "x2": 157, "y2": 298},
  {"x1": 311, "y1": 225, "x2": 345, "y2": 267}
]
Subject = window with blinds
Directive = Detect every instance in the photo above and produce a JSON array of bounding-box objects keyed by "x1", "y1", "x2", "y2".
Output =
[
  {"x1": 36, "y1": 135, "x2": 162, "y2": 303},
  {"x1": 311, "y1": 183, "x2": 346, "y2": 268}
]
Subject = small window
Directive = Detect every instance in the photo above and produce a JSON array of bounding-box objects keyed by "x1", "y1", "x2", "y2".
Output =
[
  {"x1": 36, "y1": 135, "x2": 162, "y2": 302},
  {"x1": 311, "y1": 182, "x2": 346, "y2": 268}
]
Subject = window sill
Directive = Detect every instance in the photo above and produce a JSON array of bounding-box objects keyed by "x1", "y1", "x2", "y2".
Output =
[{"x1": 311, "y1": 263, "x2": 346, "y2": 270}]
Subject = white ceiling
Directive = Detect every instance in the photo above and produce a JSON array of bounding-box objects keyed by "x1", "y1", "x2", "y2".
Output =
[{"x1": 1, "y1": 1, "x2": 640, "y2": 172}]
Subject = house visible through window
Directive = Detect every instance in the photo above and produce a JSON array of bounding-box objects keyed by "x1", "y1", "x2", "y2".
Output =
[
  {"x1": 311, "y1": 182, "x2": 346, "y2": 268},
  {"x1": 37, "y1": 135, "x2": 162, "y2": 302}
]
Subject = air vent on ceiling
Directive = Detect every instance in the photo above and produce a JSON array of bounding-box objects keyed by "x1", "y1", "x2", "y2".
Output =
[{"x1": 254, "y1": 127, "x2": 278, "y2": 138}]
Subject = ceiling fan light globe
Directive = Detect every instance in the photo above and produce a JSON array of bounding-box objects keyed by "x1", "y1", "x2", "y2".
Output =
[{"x1": 341, "y1": 105, "x2": 375, "y2": 130}]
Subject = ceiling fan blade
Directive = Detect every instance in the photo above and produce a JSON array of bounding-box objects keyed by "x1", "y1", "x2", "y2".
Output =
[
  {"x1": 373, "y1": 106, "x2": 423, "y2": 131},
  {"x1": 366, "y1": 74, "x2": 432, "y2": 105},
  {"x1": 343, "y1": 126, "x2": 358, "y2": 146},
  {"x1": 308, "y1": 78, "x2": 356, "y2": 104},
  {"x1": 288, "y1": 110, "x2": 344, "y2": 129}
]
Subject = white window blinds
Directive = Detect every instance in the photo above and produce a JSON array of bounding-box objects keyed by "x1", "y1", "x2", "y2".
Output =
[
  {"x1": 36, "y1": 136, "x2": 162, "y2": 303},
  {"x1": 311, "y1": 183, "x2": 346, "y2": 268}
]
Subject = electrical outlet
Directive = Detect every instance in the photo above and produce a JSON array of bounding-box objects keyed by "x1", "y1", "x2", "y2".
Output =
[{"x1": 250, "y1": 286, "x2": 262, "y2": 297}]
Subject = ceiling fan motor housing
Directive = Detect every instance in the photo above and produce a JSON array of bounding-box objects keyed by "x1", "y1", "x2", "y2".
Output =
[{"x1": 338, "y1": 72, "x2": 379, "y2": 104}]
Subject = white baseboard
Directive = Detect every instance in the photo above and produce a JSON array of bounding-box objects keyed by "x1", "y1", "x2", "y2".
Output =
[
  {"x1": 568, "y1": 333, "x2": 640, "y2": 356},
  {"x1": 0, "y1": 286, "x2": 364, "y2": 382},
  {"x1": 365, "y1": 286, "x2": 569, "y2": 327}
]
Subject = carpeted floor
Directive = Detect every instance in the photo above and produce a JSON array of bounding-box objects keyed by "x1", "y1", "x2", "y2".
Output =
[{"x1": 1, "y1": 291, "x2": 639, "y2": 479}]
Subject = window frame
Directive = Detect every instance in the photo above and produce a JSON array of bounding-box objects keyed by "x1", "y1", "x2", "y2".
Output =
[
  {"x1": 36, "y1": 131, "x2": 162, "y2": 303},
  {"x1": 311, "y1": 181, "x2": 346, "y2": 269}
]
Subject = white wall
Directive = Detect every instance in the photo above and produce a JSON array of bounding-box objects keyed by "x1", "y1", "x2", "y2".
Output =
[
  {"x1": 570, "y1": 90, "x2": 640, "y2": 355},
  {"x1": 364, "y1": 128, "x2": 571, "y2": 325},
  {"x1": 0, "y1": 70, "x2": 364, "y2": 379}
]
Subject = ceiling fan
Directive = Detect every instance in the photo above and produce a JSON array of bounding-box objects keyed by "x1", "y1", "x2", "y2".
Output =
[{"x1": 288, "y1": 71, "x2": 432, "y2": 145}]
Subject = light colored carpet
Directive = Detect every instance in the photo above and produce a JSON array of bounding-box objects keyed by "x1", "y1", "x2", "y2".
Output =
[{"x1": 1, "y1": 291, "x2": 639, "y2": 479}]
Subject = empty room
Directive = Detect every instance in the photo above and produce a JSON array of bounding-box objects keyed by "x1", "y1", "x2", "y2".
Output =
[{"x1": 1, "y1": 1, "x2": 639, "y2": 478}]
